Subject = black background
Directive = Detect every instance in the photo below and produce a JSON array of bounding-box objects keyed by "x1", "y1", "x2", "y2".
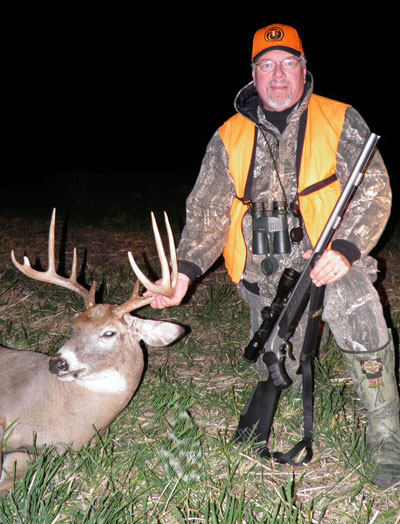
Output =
[{"x1": 0, "y1": 7, "x2": 397, "y2": 228}]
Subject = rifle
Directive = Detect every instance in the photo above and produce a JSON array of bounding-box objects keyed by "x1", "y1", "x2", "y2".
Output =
[
  {"x1": 242, "y1": 267, "x2": 300, "y2": 364},
  {"x1": 235, "y1": 132, "x2": 381, "y2": 462}
]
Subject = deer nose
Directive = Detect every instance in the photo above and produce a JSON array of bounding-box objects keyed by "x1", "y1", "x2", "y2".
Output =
[{"x1": 49, "y1": 357, "x2": 69, "y2": 375}]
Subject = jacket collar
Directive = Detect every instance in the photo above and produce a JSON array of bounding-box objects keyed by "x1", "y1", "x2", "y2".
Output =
[{"x1": 234, "y1": 71, "x2": 314, "y2": 127}]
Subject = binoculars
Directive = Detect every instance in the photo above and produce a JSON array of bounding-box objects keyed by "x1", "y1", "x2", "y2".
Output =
[{"x1": 252, "y1": 201, "x2": 291, "y2": 275}]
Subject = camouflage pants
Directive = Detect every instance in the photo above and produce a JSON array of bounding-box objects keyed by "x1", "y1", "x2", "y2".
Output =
[{"x1": 238, "y1": 264, "x2": 390, "y2": 381}]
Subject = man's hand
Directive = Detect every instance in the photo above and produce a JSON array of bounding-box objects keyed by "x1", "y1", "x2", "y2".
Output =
[
  {"x1": 303, "y1": 249, "x2": 351, "y2": 287},
  {"x1": 145, "y1": 273, "x2": 190, "y2": 309}
]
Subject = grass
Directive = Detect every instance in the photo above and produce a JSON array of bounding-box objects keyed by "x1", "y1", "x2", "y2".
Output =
[{"x1": 1, "y1": 208, "x2": 400, "y2": 522}]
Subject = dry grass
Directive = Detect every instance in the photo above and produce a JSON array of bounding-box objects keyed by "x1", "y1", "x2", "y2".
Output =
[{"x1": 1, "y1": 213, "x2": 400, "y2": 522}]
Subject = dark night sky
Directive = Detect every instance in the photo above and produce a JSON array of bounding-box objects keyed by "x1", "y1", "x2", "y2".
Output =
[{"x1": 0, "y1": 7, "x2": 397, "y2": 221}]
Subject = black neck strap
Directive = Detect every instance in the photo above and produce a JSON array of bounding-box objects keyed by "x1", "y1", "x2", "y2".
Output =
[
  {"x1": 296, "y1": 109, "x2": 308, "y2": 182},
  {"x1": 236, "y1": 126, "x2": 258, "y2": 206},
  {"x1": 237, "y1": 108, "x2": 309, "y2": 207},
  {"x1": 295, "y1": 108, "x2": 338, "y2": 198}
]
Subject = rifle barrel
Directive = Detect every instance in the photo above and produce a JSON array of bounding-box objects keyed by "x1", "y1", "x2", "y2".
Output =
[{"x1": 269, "y1": 132, "x2": 380, "y2": 350}]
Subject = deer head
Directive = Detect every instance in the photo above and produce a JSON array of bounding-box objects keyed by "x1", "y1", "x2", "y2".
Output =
[{"x1": 10, "y1": 209, "x2": 184, "y2": 393}]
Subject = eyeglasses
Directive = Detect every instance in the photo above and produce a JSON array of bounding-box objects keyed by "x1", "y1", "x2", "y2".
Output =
[{"x1": 255, "y1": 57, "x2": 302, "y2": 72}]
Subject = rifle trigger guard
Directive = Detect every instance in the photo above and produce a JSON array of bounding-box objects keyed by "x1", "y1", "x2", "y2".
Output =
[
  {"x1": 287, "y1": 341, "x2": 295, "y2": 361},
  {"x1": 279, "y1": 340, "x2": 295, "y2": 362}
]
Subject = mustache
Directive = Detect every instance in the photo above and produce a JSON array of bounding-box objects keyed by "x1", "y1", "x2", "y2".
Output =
[{"x1": 267, "y1": 81, "x2": 290, "y2": 88}]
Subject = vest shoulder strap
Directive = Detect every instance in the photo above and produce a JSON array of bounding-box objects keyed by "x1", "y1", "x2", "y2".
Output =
[{"x1": 219, "y1": 114, "x2": 256, "y2": 200}]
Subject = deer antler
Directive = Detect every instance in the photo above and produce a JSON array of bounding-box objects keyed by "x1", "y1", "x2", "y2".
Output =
[
  {"x1": 11, "y1": 209, "x2": 96, "y2": 309},
  {"x1": 114, "y1": 212, "x2": 178, "y2": 317}
]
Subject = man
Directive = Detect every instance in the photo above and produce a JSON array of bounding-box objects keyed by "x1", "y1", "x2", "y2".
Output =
[{"x1": 150, "y1": 24, "x2": 400, "y2": 488}]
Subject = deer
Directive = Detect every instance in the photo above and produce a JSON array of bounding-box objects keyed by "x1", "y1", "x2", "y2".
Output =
[{"x1": 0, "y1": 209, "x2": 184, "y2": 493}]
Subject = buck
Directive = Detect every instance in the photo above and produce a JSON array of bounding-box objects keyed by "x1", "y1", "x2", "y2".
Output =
[{"x1": 0, "y1": 209, "x2": 184, "y2": 493}]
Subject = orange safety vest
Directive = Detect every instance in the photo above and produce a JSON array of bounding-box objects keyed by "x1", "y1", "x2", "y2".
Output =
[{"x1": 219, "y1": 94, "x2": 350, "y2": 284}]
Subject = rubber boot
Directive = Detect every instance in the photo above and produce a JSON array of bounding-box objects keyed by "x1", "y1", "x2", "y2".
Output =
[{"x1": 341, "y1": 334, "x2": 400, "y2": 489}]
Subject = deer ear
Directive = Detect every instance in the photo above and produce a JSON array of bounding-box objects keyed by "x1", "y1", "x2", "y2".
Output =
[{"x1": 133, "y1": 317, "x2": 184, "y2": 347}]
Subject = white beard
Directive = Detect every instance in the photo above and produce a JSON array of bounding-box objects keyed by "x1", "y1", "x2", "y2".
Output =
[{"x1": 265, "y1": 93, "x2": 294, "y2": 110}]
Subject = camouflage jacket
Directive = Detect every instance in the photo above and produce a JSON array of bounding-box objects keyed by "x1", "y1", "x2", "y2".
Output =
[{"x1": 177, "y1": 72, "x2": 391, "y2": 295}]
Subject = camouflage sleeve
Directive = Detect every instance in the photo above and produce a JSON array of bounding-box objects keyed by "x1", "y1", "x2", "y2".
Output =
[
  {"x1": 176, "y1": 130, "x2": 236, "y2": 276},
  {"x1": 333, "y1": 106, "x2": 392, "y2": 258}
]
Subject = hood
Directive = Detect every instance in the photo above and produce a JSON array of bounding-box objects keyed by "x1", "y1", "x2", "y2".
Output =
[{"x1": 233, "y1": 71, "x2": 314, "y2": 125}]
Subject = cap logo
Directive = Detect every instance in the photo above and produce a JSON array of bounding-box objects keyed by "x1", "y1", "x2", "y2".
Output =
[{"x1": 265, "y1": 27, "x2": 285, "y2": 42}]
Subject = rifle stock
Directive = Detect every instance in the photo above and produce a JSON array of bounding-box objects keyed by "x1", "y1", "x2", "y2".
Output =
[{"x1": 262, "y1": 132, "x2": 380, "y2": 388}]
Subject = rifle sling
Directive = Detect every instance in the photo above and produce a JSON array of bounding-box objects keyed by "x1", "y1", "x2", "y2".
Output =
[{"x1": 273, "y1": 283, "x2": 326, "y2": 466}]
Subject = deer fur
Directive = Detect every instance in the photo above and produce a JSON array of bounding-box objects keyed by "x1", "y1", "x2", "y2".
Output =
[{"x1": 0, "y1": 210, "x2": 184, "y2": 493}]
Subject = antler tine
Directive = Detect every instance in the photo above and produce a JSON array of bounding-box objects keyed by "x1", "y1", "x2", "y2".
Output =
[
  {"x1": 163, "y1": 211, "x2": 178, "y2": 289},
  {"x1": 151, "y1": 211, "x2": 171, "y2": 288},
  {"x1": 11, "y1": 208, "x2": 95, "y2": 309},
  {"x1": 115, "y1": 212, "x2": 177, "y2": 317}
]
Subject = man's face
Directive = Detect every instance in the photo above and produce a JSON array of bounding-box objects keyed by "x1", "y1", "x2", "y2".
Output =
[{"x1": 252, "y1": 49, "x2": 306, "y2": 111}]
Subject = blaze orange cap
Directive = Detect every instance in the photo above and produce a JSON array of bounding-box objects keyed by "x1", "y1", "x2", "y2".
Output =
[{"x1": 252, "y1": 24, "x2": 305, "y2": 62}]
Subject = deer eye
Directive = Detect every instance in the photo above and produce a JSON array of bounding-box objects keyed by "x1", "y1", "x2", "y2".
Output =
[{"x1": 103, "y1": 330, "x2": 116, "y2": 338}]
